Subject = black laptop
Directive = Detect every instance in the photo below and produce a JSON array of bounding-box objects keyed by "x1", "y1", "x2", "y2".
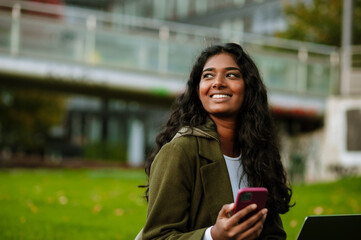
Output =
[{"x1": 296, "y1": 214, "x2": 361, "y2": 240}]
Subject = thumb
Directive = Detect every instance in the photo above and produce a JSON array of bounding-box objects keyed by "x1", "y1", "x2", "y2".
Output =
[{"x1": 219, "y1": 203, "x2": 235, "y2": 217}]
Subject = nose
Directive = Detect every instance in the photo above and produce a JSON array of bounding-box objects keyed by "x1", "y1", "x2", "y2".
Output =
[{"x1": 212, "y1": 74, "x2": 226, "y2": 88}]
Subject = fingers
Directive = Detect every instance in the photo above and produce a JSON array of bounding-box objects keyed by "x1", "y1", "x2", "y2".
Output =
[
  {"x1": 235, "y1": 209, "x2": 268, "y2": 240},
  {"x1": 228, "y1": 204, "x2": 257, "y2": 226},
  {"x1": 219, "y1": 203, "x2": 235, "y2": 218},
  {"x1": 241, "y1": 208, "x2": 267, "y2": 231},
  {"x1": 211, "y1": 203, "x2": 235, "y2": 240},
  {"x1": 212, "y1": 204, "x2": 268, "y2": 240}
]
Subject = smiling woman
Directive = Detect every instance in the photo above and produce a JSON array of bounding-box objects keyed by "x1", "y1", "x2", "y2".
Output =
[
  {"x1": 141, "y1": 43, "x2": 293, "y2": 240},
  {"x1": 198, "y1": 53, "x2": 245, "y2": 125}
]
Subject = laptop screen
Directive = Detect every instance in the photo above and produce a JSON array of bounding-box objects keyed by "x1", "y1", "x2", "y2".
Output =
[{"x1": 297, "y1": 214, "x2": 361, "y2": 240}]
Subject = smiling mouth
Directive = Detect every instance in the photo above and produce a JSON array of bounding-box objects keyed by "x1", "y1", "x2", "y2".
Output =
[{"x1": 211, "y1": 94, "x2": 232, "y2": 99}]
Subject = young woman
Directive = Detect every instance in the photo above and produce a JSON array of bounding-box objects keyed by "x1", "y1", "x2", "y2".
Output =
[{"x1": 142, "y1": 43, "x2": 293, "y2": 240}]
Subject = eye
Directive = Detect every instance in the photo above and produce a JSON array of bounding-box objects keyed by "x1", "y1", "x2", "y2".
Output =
[
  {"x1": 227, "y1": 72, "x2": 241, "y2": 78},
  {"x1": 202, "y1": 73, "x2": 213, "y2": 79}
]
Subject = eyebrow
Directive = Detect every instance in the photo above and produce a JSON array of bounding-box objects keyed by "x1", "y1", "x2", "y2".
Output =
[{"x1": 202, "y1": 67, "x2": 242, "y2": 73}]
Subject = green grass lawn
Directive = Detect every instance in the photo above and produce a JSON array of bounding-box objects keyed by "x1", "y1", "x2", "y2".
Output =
[
  {"x1": 281, "y1": 176, "x2": 361, "y2": 240},
  {"x1": 0, "y1": 168, "x2": 360, "y2": 240},
  {"x1": 0, "y1": 168, "x2": 148, "y2": 240}
]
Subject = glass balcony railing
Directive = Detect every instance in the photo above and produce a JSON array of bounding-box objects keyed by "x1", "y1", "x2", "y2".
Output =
[{"x1": 0, "y1": 0, "x2": 340, "y2": 96}]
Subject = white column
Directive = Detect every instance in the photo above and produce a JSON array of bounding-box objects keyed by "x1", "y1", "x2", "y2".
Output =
[{"x1": 127, "y1": 119, "x2": 145, "y2": 166}]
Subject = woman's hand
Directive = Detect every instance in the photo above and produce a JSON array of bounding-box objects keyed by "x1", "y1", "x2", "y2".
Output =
[{"x1": 211, "y1": 203, "x2": 268, "y2": 240}]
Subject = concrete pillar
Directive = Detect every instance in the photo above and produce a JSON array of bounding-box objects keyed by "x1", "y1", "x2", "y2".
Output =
[{"x1": 127, "y1": 119, "x2": 145, "y2": 166}]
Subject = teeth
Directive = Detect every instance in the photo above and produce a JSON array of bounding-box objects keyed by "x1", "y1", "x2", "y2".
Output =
[{"x1": 212, "y1": 94, "x2": 230, "y2": 98}]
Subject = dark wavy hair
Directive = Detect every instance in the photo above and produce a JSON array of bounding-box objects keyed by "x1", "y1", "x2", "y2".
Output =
[{"x1": 145, "y1": 43, "x2": 293, "y2": 214}]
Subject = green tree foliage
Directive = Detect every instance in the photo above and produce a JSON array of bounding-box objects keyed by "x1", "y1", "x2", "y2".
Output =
[
  {"x1": 0, "y1": 88, "x2": 66, "y2": 154},
  {"x1": 276, "y1": 0, "x2": 361, "y2": 46}
]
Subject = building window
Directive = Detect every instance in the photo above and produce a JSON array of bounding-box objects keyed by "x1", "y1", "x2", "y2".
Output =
[
  {"x1": 195, "y1": 0, "x2": 207, "y2": 15},
  {"x1": 165, "y1": 0, "x2": 176, "y2": 19},
  {"x1": 153, "y1": 0, "x2": 166, "y2": 19},
  {"x1": 346, "y1": 109, "x2": 361, "y2": 151},
  {"x1": 176, "y1": 0, "x2": 190, "y2": 18},
  {"x1": 89, "y1": 116, "x2": 101, "y2": 143},
  {"x1": 233, "y1": 0, "x2": 245, "y2": 6},
  {"x1": 124, "y1": 2, "x2": 137, "y2": 16}
]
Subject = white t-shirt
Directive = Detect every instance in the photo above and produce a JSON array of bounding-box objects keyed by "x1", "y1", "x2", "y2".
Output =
[
  {"x1": 203, "y1": 154, "x2": 248, "y2": 240},
  {"x1": 224, "y1": 154, "x2": 248, "y2": 201}
]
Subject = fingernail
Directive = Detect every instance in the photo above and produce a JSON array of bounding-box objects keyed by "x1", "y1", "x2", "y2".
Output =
[
  {"x1": 251, "y1": 204, "x2": 257, "y2": 209},
  {"x1": 262, "y1": 209, "x2": 268, "y2": 215}
]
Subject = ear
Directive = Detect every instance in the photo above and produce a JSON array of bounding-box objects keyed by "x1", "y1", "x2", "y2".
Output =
[{"x1": 196, "y1": 86, "x2": 200, "y2": 98}]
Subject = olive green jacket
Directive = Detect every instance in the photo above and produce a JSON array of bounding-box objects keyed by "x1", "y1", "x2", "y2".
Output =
[{"x1": 142, "y1": 119, "x2": 286, "y2": 240}]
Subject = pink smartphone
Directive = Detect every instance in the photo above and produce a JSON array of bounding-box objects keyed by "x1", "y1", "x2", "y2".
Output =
[{"x1": 233, "y1": 187, "x2": 268, "y2": 217}]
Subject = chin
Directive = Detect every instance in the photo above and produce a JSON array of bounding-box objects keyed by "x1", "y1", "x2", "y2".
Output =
[{"x1": 209, "y1": 111, "x2": 238, "y2": 120}]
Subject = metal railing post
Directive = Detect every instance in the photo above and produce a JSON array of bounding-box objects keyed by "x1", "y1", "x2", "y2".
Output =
[
  {"x1": 158, "y1": 26, "x2": 169, "y2": 73},
  {"x1": 297, "y1": 47, "x2": 308, "y2": 93},
  {"x1": 330, "y1": 51, "x2": 340, "y2": 94},
  {"x1": 340, "y1": 0, "x2": 353, "y2": 96},
  {"x1": 10, "y1": 4, "x2": 21, "y2": 56},
  {"x1": 85, "y1": 15, "x2": 97, "y2": 64}
]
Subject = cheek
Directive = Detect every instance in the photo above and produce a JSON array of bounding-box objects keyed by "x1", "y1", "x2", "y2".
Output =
[
  {"x1": 197, "y1": 82, "x2": 208, "y2": 101},
  {"x1": 235, "y1": 81, "x2": 245, "y2": 96}
]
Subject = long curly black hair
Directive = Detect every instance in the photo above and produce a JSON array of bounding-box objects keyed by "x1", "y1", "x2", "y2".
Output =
[{"x1": 145, "y1": 43, "x2": 293, "y2": 214}]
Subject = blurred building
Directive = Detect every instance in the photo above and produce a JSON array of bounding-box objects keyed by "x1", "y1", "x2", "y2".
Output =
[
  {"x1": 110, "y1": 0, "x2": 287, "y2": 35},
  {"x1": 0, "y1": 0, "x2": 360, "y2": 181},
  {"x1": 64, "y1": 0, "x2": 287, "y2": 36}
]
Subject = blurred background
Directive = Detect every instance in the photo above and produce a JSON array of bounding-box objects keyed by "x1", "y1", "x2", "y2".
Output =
[{"x1": 0, "y1": 0, "x2": 360, "y2": 239}]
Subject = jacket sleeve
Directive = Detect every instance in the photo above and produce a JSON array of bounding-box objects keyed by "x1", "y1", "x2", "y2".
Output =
[
  {"x1": 259, "y1": 213, "x2": 287, "y2": 240},
  {"x1": 142, "y1": 140, "x2": 207, "y2": 240}
]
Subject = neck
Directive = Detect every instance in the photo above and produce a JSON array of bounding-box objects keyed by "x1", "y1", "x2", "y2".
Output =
[{"x1": 210, "y1": 115, "x2": 239, "y2": 157}]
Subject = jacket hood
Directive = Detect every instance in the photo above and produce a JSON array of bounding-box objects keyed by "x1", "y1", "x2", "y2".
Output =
[{"x1": 172, "y1": 117, "x2": 219, "y2": 142}]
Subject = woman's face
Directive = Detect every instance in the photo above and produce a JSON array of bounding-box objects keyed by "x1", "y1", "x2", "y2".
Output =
[{"x1": 198, "y1": 52, "x2": 245, "y2": 120}]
